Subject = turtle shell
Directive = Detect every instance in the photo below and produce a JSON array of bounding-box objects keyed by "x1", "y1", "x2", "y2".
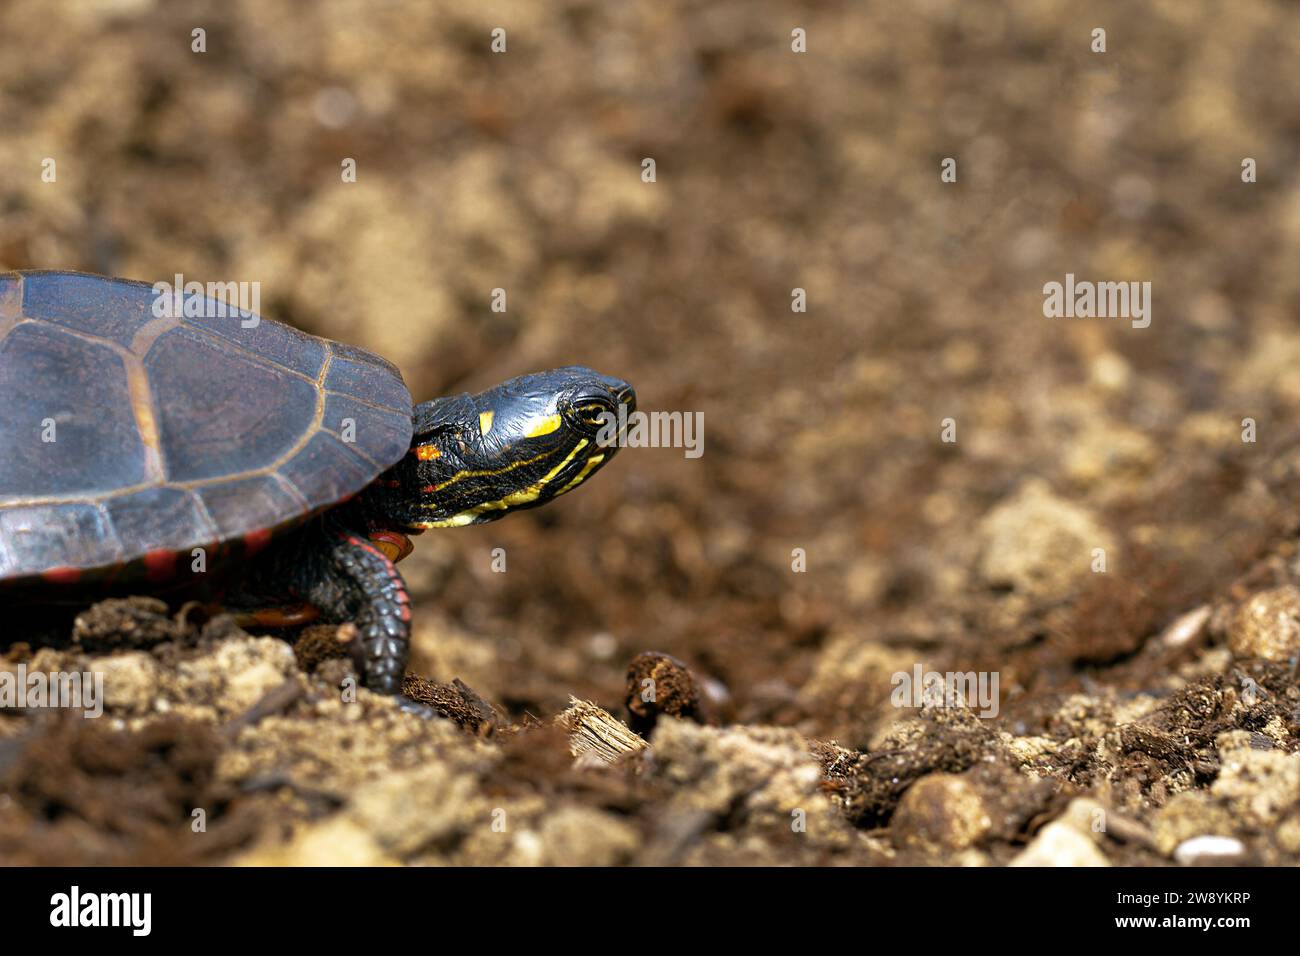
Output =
[{"x1": 0, "y1": 271, "x2": 413, "y2": 584}]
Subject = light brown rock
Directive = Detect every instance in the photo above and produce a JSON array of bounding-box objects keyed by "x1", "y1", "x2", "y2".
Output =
[
  {"x1": 1229, "y1": 587, "x2": 1300, "y2": 661},
  {"x1": 892, "y1": 773, "x2": 991, "y2": 852}
]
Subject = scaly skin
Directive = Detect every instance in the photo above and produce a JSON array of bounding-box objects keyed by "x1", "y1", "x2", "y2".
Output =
[
  {"x1": 233, "y1": 367, "x2": 635, "y2": 696},
  {"x1": 308, "y1": 523, "x2": 412, "y2": 694},
  {"x1": 234, "y1": 511, "x2": 411, "y2": 695}
]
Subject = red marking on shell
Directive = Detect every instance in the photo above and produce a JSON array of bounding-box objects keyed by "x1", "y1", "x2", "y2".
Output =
[
  {"x1": 244, "y1": 528, "x2": 272, "y2": 555},
  {"x1": 42, "y1": 566, "x2": 81, "y2": 585},
  {"x1": 143, "y1": 549, "x2": 177, "y2": 582}
]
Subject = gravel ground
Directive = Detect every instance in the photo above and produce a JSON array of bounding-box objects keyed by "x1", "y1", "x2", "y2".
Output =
[{"x1": 4, "y1": 0, "x2": 1300, "y2": 866}]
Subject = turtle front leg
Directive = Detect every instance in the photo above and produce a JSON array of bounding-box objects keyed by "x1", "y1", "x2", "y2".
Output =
[{"x1": 292, "y1": 524, "x2": 413, "y2": 695}]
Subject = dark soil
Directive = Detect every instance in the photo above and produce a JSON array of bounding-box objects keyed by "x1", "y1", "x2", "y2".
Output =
[{"x1": 4, "y1": 0, "x2": 1300, "y2": 866}]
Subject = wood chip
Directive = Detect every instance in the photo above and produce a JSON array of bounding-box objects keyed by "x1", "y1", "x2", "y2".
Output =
[{"x1": 557, "y1": 697, "x2": 648, "y2": 765}]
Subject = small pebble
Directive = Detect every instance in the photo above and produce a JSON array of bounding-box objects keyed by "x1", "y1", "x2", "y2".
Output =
[
  {"x1": 1010, "y1": 821, "x2": 1110, "y2": 867},
  {"x1": 1160, "y1": 605, "x2": 1211, "y2": 648},
  {"x1": 1173, "y1": 835, "x2": 1246, "y2": 866}
]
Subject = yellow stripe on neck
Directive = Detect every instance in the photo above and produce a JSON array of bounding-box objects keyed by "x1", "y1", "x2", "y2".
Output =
[
  {"x1": 556, "y1": 453, "x2": 605, "y2": 496},
  {"x1": 415, "y1": 439, "x2": 589, "y2": 528}
]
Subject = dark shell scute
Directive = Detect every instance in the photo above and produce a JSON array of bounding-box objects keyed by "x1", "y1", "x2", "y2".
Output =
[
  {"x1": 197, "y1": 475, "x2": 307, "y2": 539},
  {"x1": 0, "y1": 323, "x2": 145, "y2": 499},
  {"x1": 22, "y1": 272, "x2": 155, "y2": 349},
  {"x1": 179, "y1": 292, "x2": 328, "y2": 380},
  {"x1": 148, "y1": 328, "x2": 319, "y2": 482},
  {"x1": 105, "y1": 487, "x2": 216, "y2": 555},
  {"x1": 322, "y1": 393, "x2": 413, "y2": 470},
  {"x1": 329, "y1": 339, "x2": 401, "y2": 373},
  {"x1": 0, "y1": 503, "x2": 121, "y2": 577},
  {"x1": 325, "y1": 354, "x2": 410, "y2": 414},
  {"x1": 278, "y1": 432, "x2": 378, "y2": 511},
  {"x1": 0, "y1": 271, "x2": 415, "y2": 582}
]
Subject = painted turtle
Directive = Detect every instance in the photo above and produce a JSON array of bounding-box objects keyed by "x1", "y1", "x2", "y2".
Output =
[{"x1": 0, "y1": 271, "x2": 634, "y2": 694}]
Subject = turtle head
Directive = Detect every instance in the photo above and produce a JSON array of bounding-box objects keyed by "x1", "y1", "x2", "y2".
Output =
[{"x1": 387, "y1": 366, "x2": 635, "y2": 530}]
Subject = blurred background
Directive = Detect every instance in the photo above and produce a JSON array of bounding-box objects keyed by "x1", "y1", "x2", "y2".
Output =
[{"x1": 4, "y1": 0, "x2": 1300, "y2": 748}]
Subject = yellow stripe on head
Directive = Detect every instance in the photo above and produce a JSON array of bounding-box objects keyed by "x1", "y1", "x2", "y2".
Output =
[
  {"x1": 478, "y1": 410, "x2": 495, "y2": 435},
  {"x1": 556, "y1": 453, "x2": 605, "y2": 495},
  {"x1": 524, "y1": 413, "x2": 562, "y2": 438}
]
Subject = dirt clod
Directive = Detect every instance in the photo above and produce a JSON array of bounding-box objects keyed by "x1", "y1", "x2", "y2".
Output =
[
  {"x1": 1229, "y1": 587, "x2": 1300, "y2": 662},
  {"x1": 625, "y1": 651, "x2": 706, "y2": 735},
  {"x1": 72, "y1": 597, "x2": 190, "y2": 651},
  {"x1": 402, "y1": 675, "x2": 502, "y2": 736},
  {"x1": 293, "y1": 624, "x2": 354, "y2": 673}
]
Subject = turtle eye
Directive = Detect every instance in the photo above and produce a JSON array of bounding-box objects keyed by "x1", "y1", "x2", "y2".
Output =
[
  {"x1": 562, "y1": 396, "x2": 616, "y2": 432},
  {"x1": 561, "y1": 383, "x2": 620, "y2": 431}
]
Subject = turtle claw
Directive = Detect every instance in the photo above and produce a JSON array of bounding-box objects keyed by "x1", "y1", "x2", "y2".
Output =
[{"x1": 291, "y1": 522, "x2": 416, "y2": 696}]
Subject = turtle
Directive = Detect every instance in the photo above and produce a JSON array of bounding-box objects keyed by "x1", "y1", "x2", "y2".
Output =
[{"x1": 0, "y1": 270, "x2": 634, "y2": 695}]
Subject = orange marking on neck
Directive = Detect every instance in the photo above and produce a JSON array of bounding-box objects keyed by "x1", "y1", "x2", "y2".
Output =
[
  {"x1": 415, "y1": 444, "x2": 441, "y2": 460},
  {"x1": 369, "y1": 530, "x2": 414, "y2": 563}
]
